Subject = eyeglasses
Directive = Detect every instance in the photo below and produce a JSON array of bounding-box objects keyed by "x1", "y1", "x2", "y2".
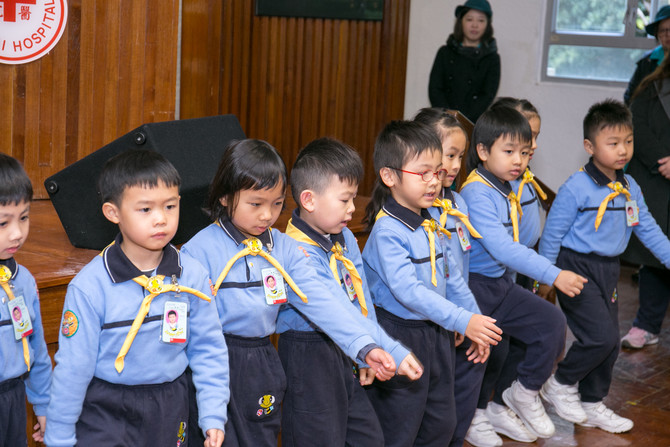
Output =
[
  {"x1": 658, "y1": 27, "x2": 670, "y2": 36},
  {"x1": 388, "y1": 167, "x2": 448, "y2": 182}
]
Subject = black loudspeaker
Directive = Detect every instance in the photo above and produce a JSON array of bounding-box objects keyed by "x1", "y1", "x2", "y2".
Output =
[{"x1": 44, "y1": 115, "x2": 246, "y2": 250}]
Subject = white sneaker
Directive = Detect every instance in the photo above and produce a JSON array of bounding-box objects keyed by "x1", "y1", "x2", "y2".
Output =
[
  {"x1": 503, "y1": 380, "x2": 555, "y2": 438},
  {"x1": 485, "y1": 402, "x2": 537, "y2": 443},
  {"x1": 465, "y1": 408, "x2": 503, "y2": 447},
  {"x1": 579, "y1": 401, "x2": 634, "y2": 433},
  {"x1": 540, "y1": 375, "x2": 587, "y2": 423}
]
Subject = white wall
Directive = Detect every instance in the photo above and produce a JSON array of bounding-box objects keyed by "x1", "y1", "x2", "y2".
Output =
[{"x1": 404, "y1": 0, "x2": 626, "y2": 191}]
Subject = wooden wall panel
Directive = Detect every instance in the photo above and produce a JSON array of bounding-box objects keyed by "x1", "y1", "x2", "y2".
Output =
[
  {"x1": 0, "y1": 0, "x2": 180, "y2": 199},
  {"x1": 180, "y1": 0, "x2": 411, "y2": 195}
]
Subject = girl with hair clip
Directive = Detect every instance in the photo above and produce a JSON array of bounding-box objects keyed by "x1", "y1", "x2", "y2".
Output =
[
  {"x1": 181, "y1": 139, "x2": 398, "y2": 447},
  {"x1": 428, "y1": 0, "x2": 500, "y2": 122}
]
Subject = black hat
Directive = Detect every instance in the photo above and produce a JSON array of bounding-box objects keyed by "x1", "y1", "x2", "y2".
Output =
[
  {"x1": 455, "y1": 0, "x2": 492, "y2": 19},
  {"x1": 645, "y1": 5, "x2": 670, "y2": 36}
]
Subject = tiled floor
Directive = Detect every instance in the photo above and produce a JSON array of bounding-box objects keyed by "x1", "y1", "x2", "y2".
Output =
[{"x1": 474, "y1": 265, "x2": 670, "y2": 447}]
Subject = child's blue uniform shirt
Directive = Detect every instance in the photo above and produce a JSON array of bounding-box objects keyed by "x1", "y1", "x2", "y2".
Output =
[
  {"x1": 46, "y1": 236, "x2": 228, "y2": 447},
  {"x1": 181, "y1": 217, "x2": 378, "y2": 363},
  {"x1": 510, "y1": 176, "x2": 543, "y2": 249},
  {"x1": 363, "y1": 196, "x2": 474, "y2": 335},
  {"x1": 539, "y1": 159, "x2": 670, "y2": 267},
  {"x1": 276, "y1": 210, "x2": 410, "y2": 367},
  {"x1": 0, "y1": 258, "x2": 51, "y2": 415},
  {"x1": 460, "y1": 166, "x2": 561, "y2": 285}
]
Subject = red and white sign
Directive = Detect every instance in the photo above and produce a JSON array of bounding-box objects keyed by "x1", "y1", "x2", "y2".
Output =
[{"x1": 0, "y1": 0, "x2": 67, "y2": 65}]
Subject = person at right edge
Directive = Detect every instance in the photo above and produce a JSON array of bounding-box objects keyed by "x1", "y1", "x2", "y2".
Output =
[
  {"x1": 620, "y1": 54, "x2": 670, "y2": 349},
  {"x1": 428, "y1": 0, "x2": 500, "y2": 123}
]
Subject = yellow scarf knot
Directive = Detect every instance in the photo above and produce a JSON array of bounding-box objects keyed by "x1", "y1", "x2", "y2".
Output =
[
  {"x1": 421, "y1": 219, "x2": 451, "y2": 287},
  {"x1": 594, "y1": 181, "x2": 632, "y2": 231},
  {"x1": 432, "y1": 198, "x2": 482, "y2": 239},
  {"x1": 518, "y1": 168, "x2": 548, "y2": 202}
]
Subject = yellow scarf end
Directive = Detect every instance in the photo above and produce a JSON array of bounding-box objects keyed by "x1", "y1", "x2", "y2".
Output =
[{"x1": 114, "y1": 358, "x2": 125, "y2": 373}]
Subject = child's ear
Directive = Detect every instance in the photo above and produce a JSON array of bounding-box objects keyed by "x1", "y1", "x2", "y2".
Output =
[
  {"x1": 380, "y1": 167, "x2": 396, "y2": 188},
  {"x1": 583, "y1": 138, "x2": 595, "y2": 156},
  {"x1": 299, "y1": 190, "x2": 316, "y2": 213},
  {"x1": 219, "y1": 196, "x2": 228, "y2": 207},
  {"x1": 102, "y1": 202, "x2": 120, "y2": 224},
  {"x1": 476, "y1": 143, "x2": 489, "y2": 162}
]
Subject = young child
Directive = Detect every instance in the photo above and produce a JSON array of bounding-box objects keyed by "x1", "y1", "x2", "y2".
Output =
[
  {"x1": 459, "y1": 106, "x2": 587, "y2": 442},
  {"x1": 45, "y1": 150, "x2": 229, "y2": 447},
  {"x1": 181, "y1": 139, "x2": 398, "y2": 447},
  {"x1": 414, "y1": 108, "x2": 497, "y2": 447},
  {"x1": 362, "y1": 120, "x2": 502, "y2": 446},
  {"x1": 538, "y1": 99, "x2": 670, "y2": 433},
  {"x1": 468, "y1": 98, "x2": 550, "y2": 446},
  {"x1": 0, "y1": 154, "x2": 52, "y2": 447},
  {"x1": 278, "y1": 137, "x2": 423, "y2": 446}
]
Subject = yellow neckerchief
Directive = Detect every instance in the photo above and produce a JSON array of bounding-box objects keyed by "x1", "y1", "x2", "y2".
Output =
[
  {"x1": 376, "y1": 209, "x2": 450, "y2": 287},
  {"x1": 431, "y1": 197, "x2": 482, "y2": 239},
  {"x1": 114, "y1": 275, "x2": 211, "y2": 373},
  {"x1": 212, "y1": 236, "x2": 308, "y2": 304},
  {"x1": 0, "y1": 265, "x2": 30, "y2": 371},
  {"x1": 517, "y1": 168, "x2": 547, "y2": 203},
  {"x1": 285, "y1": 219, "x2": 367, "y2": 317},
  {"x1": 460, "y1": 170, "x2": 521, "y2": 242},
  {"x1": 578, "y1": 167, "x2": 632, "y2": 231}
]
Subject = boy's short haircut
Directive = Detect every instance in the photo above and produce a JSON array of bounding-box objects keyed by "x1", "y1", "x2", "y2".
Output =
[
  {"x1": 207, "y1": 139, "x2": 287, "y2": 222},
  {"x1": 583, "y1": 99, "x2": 633, "y2": 142},
  {"x1": 373, "y1": 120, "x2": 442, "y2": 177},
  {"x1": 466, "y1": 106, "x2": 531, "y2": 172},
  {"x1": 0, "y1": 153, "x2": 33, "y2": 206},
  {"x1": 290, "y1": 137, "x2": 363, "y2": 204},
  {"x1": 97, "y1": 150, "x2": 181, "y2": 205}
]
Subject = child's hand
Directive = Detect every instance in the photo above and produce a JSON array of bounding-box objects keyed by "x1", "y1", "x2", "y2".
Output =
[
  {"x1": 454, "y1": 331, "x2": 465, "y2": 347},
  {"x1": 364, "y1": 348, "x2": 396, "y2": 381},
  {"x1": 359, "y1": 367, "x2": 376, "y2": 386},
  {"x1": 32, "y1": 415, "x2": 46, "y2": 442},
  {"x1": 205, "y1": 428, "x2": 225, "y2": 447},
  {"x1": 464, "y1": 314, "x2": 502, "y2": 348},
  {"x1": 553, "y1": 270, "x2": 588, "y2": 297},
  {"x1": 466, "y1": 342, "x2": 490, "y2": 364},
  {"x1": 397, "y1": 353, "x2": 423, "y2": 381}
]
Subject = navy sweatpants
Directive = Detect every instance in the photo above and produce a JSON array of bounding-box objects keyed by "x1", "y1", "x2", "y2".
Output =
[
  {"x1": 278, "y1": 330, "x2": 384, "y2": 447},
  {"x1": 221, "y1": 334, "x2": 285, "y2": 447},
  {"x1": 450, "y1": 273, "x2": 566, "y2": 447},
  {"x1": 75, "y1": 372, "x2": 189, "y2": 446},
  {"x1": 0, "y1": 376, "x2": 27, "y2": 447},
  {"x1": 366, "y1": 307, "x2": 456, "y2": 447},
  {"x1": 554, "y1": 248, "x2": 620, "y2": 403}
]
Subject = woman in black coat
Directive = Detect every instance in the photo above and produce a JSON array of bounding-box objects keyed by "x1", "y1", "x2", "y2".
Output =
[
  {"x1": 428, "y1": 0, "x2": 500, "y2": 123},
  {"x1": 621, "y1": 55, "x2": 670, "y2": 349}
]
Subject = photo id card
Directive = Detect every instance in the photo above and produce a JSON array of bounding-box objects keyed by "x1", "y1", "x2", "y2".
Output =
[
  {"x1": 455, "y1": 221, "x2": 471, "y2": 251},
  {"x1": 625, "y1": 200, "x2": 639, "y2": 227},
  {"x1": 161, "y1": 301, "x2": 187, "y2": 344},
  {"x1": 8, "y1": 295, "x2": 33, "y2": 340},
  {"x1": 341, "y1": 268, "x2": 357, "y2": 302},
  {"x1": 262, "y1": 268, "x2": 287, "y2": 305}
]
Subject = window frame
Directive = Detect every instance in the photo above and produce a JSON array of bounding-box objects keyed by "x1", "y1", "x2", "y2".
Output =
[{"x1": 541, "y1": 0, "x2": 663, "y2": 86}]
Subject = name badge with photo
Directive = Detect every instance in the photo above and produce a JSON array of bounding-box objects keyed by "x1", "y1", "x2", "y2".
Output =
[
  {"x1": 262, "y1": 268, "x2": 287, "y2": 305},
  {"x1": 161, "y1": 301, "x2": 188, "y2": 344},
  {"x1": 341, "y1": 268, "x2": 357, "y2": 302},
  {"x1": 8, "y1": 295, "x2": 33, "y2": 340},
  {"x1": 625, "y1": 200, "x2": 639, "y2": 227},
  {"x1": 455, "y1": 221, "x2": 471, "y2": 251}
]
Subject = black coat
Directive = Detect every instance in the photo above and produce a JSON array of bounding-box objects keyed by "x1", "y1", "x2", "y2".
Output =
[
  {"x1": 621, "y1": 80, "x2": 670, "y2": 268},
  {"x1": 623, "y1": 49, "x2": 659, "y2": 105},
  {"x1": 428, "y1": 36, "x2": 500, "y2": 123}
]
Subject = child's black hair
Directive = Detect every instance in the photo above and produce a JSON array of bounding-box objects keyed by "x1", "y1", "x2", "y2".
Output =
[
  {"x1": 290, "y1": 137, "x2": 363, "y2": 205},
  {"x1": 0, "y1": 153, "x2": 33, "y2": 206},
  {"x1": 364, "y1": 120, "x2": 442, "y2": 229},
  {"x1": 490, "y1": 97, "x2": 540, "y2": 121},
  {"x1": 583, "y1": 99, "x2": 633, "y2": 142},
  {"x1": 98, "y1": 150, "x2": 181, "y2": 205},
  {"x1": 413, "y1": 107, "x2": 468, "y2": 146},
  {"x1": 207, "y1": 139, "x2": 287, "y2": 222},
  {"x1": 465, "y1": 106, "x2": 532, "y2": 173}
]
